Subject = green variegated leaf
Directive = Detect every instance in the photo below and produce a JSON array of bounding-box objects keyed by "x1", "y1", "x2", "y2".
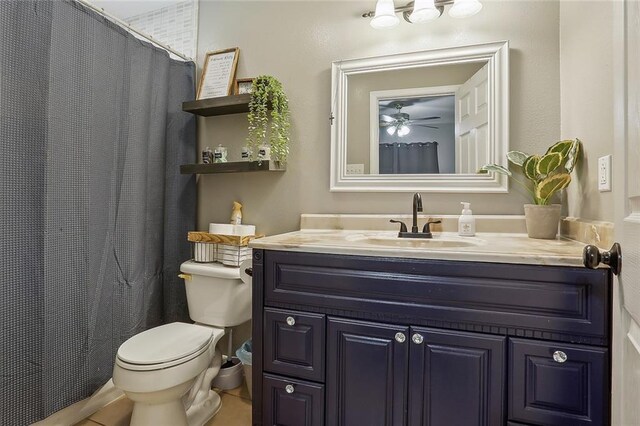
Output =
[
  {"x1": 535, "y1": 173, "x2": 571, "y2": 204},
  {"x1": 565, "y1": 138, "x2": 582, "y2": 173},
  {"x1": 546, "y1": 139, "x2": 575, "y2": 159},
  {"x1": 536, "y1": 152, "x2": 563, "y2": 175},
  {"x1": 507, "y1": 151, "x2": 530, "y2": 167},
  {"x1": 478, "y1": 164, "x2": 512, "y2": 176},
  {"x1": 523, "y1": 155, "x2": 540, "y2": 181}
]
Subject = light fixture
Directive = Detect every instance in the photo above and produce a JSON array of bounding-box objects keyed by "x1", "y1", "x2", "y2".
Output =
[
  {"x1": 370, "y1": 0, "x2": 400, "y2": 29},
  {"x1": 409, "y1": 0, "x2": 441, "y2": 23},
  {"x1": 385, "y1": 124, "x2": 411, "y2": 137},
  {"x1": 363, "y1": 0, "x2": 482, "y2": 28},
  {"x1": 448, "y1": 0, "x2": 483, "y2": 18},
  {"x1": 397, "y1": 125, "x2": 411, "y2": 137}
]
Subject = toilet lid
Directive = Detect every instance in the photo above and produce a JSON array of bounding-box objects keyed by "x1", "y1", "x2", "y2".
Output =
[{"x1": 117, "y1": 322, "x2": 214, "y2": 365}]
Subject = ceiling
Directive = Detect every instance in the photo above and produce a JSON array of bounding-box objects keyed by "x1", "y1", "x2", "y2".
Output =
[{"x1": 89, "y1": 0, "x2": 180, "y2": 20}]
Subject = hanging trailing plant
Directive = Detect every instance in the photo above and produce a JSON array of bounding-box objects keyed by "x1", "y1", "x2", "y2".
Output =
[{"x1": 246, "y1": 75, "x2": 291, "y2": 163}]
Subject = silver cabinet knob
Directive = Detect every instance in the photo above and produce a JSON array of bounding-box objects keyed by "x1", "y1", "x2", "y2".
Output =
[
  {"x1": 553, "y1": 350, "x2": 568, "y2": 363},
  {"x1": 412, "y1": 333, "x2": 424, "y2": 344},
  {"x1": 286, "y1": 316, "x2": 295, "y2": 326},
  {"x1": 395, "y1": 332, "x2": 406, "y2": 343},
  {"x1": 285, "y1": 384, "x2": 295, "y2": 394}
]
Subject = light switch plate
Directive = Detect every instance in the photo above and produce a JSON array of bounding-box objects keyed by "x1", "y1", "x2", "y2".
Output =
[{"x1": 598, "y1": 155, "x2": 612, "y2": 192}]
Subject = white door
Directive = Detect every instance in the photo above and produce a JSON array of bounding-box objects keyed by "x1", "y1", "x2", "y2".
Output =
[
  {"x1": 455, "y1": 64, "x2": 488, "y2": 173},
  {"x1": 612, "y1": 1, "x2": 640, "y2": 425}
]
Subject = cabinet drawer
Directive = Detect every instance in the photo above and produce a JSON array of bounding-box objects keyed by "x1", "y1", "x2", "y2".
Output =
[
  {"x1": 264, "y1": 250, "x2": 610, "y2": 344},
  {"x1": 263, "y1": 373, "x2": 324, "y2": 426},
  {"x1": 264, "y1": 308, "x2": 325, "y2": 382},
  {"x1": 508, "y1": 338, "x2": 609, "y2": 426}
]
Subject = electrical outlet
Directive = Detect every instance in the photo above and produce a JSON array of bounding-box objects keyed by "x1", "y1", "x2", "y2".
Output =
[
  {"x1": 346, "y1": 163, "x2": 365, "y2": 175},
  {"x1": 598, "y1": 155, "x2": 612, "y2": 192}
]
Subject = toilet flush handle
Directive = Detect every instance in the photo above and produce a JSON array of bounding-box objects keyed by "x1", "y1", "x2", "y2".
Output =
[{"x1": 178, "y1": 273, "x2": 192, "y2": 280}]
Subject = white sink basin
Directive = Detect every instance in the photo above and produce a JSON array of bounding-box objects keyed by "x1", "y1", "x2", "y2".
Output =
[{"x1": 345, "y1": 233, "x2": 484, "y2": 249}]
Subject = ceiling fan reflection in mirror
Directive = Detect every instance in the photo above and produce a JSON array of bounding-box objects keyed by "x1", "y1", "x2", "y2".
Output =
[{"x1": 379, "y1": 103, "x2": 440, "y2": 137}]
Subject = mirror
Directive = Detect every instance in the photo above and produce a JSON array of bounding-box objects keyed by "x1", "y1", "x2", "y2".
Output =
[{"x1": 330, "y1": 41, "x2": 509, "y2": 192}]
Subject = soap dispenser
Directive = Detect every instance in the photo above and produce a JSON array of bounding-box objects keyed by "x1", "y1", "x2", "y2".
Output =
[
  {"x1": 230, "y1": 201, "x2": 243, "y2": 225},
  {"x1": 458, "y1": 202, "x2": 476, "y2": 237}
]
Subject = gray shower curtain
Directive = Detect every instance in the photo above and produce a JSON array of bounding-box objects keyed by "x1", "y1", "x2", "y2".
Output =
[{"x1": 0, "y1": 1, "x2": 196, "y2": 423}]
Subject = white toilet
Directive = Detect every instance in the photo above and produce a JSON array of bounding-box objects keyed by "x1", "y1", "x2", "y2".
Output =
[{"x1": 112, "y1": 260, "x2": 252, "y2": 426}]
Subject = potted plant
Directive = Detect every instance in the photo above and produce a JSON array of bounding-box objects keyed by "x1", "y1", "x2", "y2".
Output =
[
  {"x1": 246, "y1": 75, "x2": 291, "y2": 165},
  {"x1": 480, "y1": 138, "x2": 581, "y2": 239}
]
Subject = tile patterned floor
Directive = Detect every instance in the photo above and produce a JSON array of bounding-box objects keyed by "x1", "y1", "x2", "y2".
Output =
[{"x1": 75, "y1": 386, "x2": 252, "y2": 426}]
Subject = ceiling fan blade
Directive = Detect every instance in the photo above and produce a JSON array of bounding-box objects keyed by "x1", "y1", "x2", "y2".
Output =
[
  {"x1": 380, "y1": 122, "x2": 395, "y2": 127},
  {"x1": 410, "y1": 116, "x2": 441, "y2": 122},
  {"x1": 414, "y1": 124, "x2": 439, "y2": 129},
  {"x1": 380, "y1": 115, "x2": 395, "y2": 122}
]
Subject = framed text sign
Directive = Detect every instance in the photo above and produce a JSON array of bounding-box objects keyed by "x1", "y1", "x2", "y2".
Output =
[{"x1": 196, "y1": 47, "x2": 240, "y2": 100}]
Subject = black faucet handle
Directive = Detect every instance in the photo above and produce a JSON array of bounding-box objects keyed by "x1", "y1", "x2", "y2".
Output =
[
  {"x1": 390, "y1": 219, "x2": 408, "y2": 233},
  {"x1": 422, "y1": 219, "x2": 442, "y2": 236}
]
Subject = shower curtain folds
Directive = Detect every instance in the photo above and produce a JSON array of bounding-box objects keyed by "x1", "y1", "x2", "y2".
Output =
[{"x1": 0, "y1": 1, "x2": 196, "y2": 423}]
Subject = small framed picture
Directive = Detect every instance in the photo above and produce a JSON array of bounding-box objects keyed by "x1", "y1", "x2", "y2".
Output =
[
  {"x1": 235, "y1": 78, "x2": 255, "y2": 95},
  {"x1": 196, "y1": 47, "x2": 240, "y2": 100}
]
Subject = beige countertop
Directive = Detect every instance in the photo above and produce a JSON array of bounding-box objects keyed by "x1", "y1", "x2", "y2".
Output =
[{"x1": 250, "y1": 229, "x2": 591, "y2": 268}]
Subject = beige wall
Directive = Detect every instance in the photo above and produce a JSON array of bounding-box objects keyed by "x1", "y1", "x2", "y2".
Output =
[
  {"x1": 196, "y1": 1, "x2": 561, "y2": 235},
  {"x1": 560, "y1": 1, "x2": 615, "y2": 222}
]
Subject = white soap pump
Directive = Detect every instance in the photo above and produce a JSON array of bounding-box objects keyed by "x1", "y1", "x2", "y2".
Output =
[{"x1": 458, "y1": 202, "x2": 476, "y2": 237}]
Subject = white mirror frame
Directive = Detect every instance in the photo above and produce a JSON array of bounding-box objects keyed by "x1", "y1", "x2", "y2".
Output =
[{"x1": 330, "y1": 41, "x2": 509, "y2": 193}]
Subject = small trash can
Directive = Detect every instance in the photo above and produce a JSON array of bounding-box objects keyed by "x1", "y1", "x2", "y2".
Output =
[
  {"x1": 236, "y1": 339, "x2": 252, "y2": 399},
  {"x1": 212, "y1": 355, "x2": 243, "y2": 390}
]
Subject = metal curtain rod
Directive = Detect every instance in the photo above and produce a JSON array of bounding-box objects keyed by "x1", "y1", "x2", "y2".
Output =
[{"x1": 75, "y1": 0, "x2": 192, "y2": 61}]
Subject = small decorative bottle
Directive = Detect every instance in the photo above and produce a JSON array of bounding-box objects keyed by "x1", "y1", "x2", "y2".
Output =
[
  {"x1": 241, "y1": 146, "x2": 251, "y2": 162},
  {"x1": 258, "y1": 145, "x2": 270, "y2": 161},
  {"x1": 202, "y1": 147, "x2": 213, "y2": 164},
  {"x1": 214, "y1": 144, "x2": 228, "y2": 163}
]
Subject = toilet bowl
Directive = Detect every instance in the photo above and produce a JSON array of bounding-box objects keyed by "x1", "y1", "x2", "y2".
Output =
[{"x1": 112, "y1": 261, "x2": 252, "y2": 426}]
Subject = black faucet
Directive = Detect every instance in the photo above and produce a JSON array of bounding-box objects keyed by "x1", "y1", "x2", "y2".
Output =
[
  {"x1": 390, "y1": 192, "x2": 441, "y2": 239},
  {"x1": 412, "y1": 193, "x2": 423, "y2": 233}
]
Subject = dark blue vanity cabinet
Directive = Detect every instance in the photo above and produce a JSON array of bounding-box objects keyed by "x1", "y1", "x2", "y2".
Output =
[{"x1": 251, "y1": 249, "x2": 612, "y2": 426}]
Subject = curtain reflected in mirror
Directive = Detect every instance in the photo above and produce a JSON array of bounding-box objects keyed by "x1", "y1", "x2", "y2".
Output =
[{"x1": 379, "y1": 142, "x2": 440, "y2": 174}]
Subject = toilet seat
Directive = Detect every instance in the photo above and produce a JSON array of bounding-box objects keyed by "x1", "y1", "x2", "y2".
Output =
[{"x1": 116, "y1": 323, "x2": 219, "y2": 372}]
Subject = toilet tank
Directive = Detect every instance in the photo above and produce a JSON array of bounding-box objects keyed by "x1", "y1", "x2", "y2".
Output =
[{"x1": 180, "y1": 260, "x2": 252, "y2": 327}]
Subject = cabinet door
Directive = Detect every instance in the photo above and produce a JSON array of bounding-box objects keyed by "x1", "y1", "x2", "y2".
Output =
[
  {"x1": 263, "y1": 374, "x2": 324, "y2": 426},
  {"x1": 408, "y1": 327, "x2": 506, "y2": 426},
  {"x1": 326, "y1": 317, "x2": 409, "y2": 426},
  {"x1": 509, "y1": 338, "x2": 608, "y2": 426},
  {"x1": 264, "y1": 308, "x2": 325, "y2": 382}
]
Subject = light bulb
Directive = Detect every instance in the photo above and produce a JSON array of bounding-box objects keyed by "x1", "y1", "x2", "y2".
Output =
[
  {"x1": 386, "y1": 126, "x2": 396, "y2": 136},
  {"x1": 409, "y1": 0, "x2": 441, "y2": 23},
  {"x1": 448, "y1": 0, "x2": 482, "y2": 18},
  {"x1": 371, "y1": 0, "x2": 399, "y2": 29},
  {"x1": 398, "y1": 125, "x2": 411, "y2": 137}
]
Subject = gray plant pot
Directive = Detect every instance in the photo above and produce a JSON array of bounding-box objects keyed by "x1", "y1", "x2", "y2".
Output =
[{"x1": 524, "y1": 204, "x2": 561, "y2": 239}]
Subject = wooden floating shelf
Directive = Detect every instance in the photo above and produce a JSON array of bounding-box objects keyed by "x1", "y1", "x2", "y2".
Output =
[
  {"x1": 180, "y1": 160, "x2": 285, "y2": 175},
  {"x1": 183, "y1": 94, "x2": 266, "y2": 117},
  {"x1": 188, "y1": 232, "x2": 263, "y2": 247}
]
